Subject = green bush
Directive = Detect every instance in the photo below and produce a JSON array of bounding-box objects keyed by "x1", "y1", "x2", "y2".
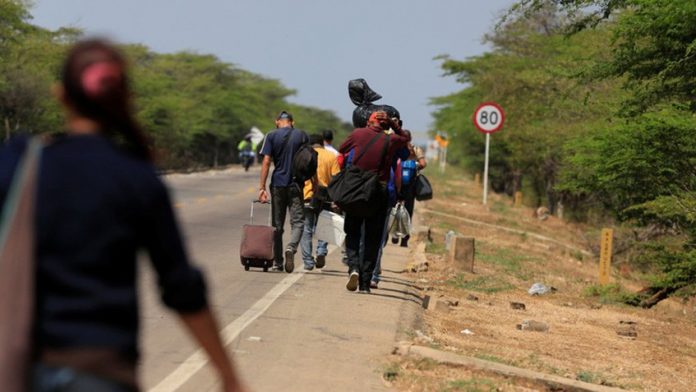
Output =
[{"x1": 583, "y1": 283, "x2": 641, "y2": 305}]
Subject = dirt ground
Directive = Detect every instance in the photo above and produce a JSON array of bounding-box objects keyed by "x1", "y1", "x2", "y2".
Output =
[{"x1": 387, "y1": 169, "x2": 696, "y2": 392}]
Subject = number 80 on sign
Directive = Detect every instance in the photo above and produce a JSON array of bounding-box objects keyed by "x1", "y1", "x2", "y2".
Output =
[{"x1": 473, "y1": 102, "x2": 505, "y2": 134}]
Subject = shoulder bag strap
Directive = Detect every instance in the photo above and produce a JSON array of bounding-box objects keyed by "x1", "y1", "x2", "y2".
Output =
[
  {"x1": 278, "y1": 128, "x2": 295, "y2": 162},
  {"x1": 0, "y1": 137, "x2": 43, "y2": 391},
  {"x1": 377, "y1": 134, "x2": 390, "y2": 172},
  {"x1": 352, "y1": 132, "x2": 384, "y2": 165}
]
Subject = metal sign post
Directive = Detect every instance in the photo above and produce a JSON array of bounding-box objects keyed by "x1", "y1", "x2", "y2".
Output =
[
  {"x1": 473, "y1": 102, "x2": 505, "y2": 205},
  {"x1": 483, "y1": 133, "x2": 491, "y2": 204}
]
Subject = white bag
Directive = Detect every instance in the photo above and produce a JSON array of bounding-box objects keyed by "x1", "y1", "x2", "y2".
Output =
[
  {"x1": 315, "y1": 210, "x2": 346, "y2": 246},
  {"x1": 389, "y1": 203, "x2": 411, "y2": 238}
]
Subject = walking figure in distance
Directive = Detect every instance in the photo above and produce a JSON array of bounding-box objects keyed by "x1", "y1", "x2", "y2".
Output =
[
  {"x1": 338, "y1": 111, "x2": 410, "y2": 293},
  {"x1": 258, "y1": 111, "x2": 309, "y2": 273},
  {"x1": 299, "y1": 133, "x2": 340, "y2": 270}
]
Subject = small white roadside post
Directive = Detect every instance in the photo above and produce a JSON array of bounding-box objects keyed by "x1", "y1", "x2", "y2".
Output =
[
  {"x1": 435, "y1": 132, "x2": 449, "y2": 173},
  {"x1": 473, "y1": 102, "x2": 505, "y2": 205}
]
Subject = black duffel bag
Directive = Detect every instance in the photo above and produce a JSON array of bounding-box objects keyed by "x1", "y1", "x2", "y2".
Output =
[
  {"x1": 328, "y1": 132, "x2": 389, "y2": 217},
  {"x1": 415, "y1": 174, "x2": 433, "y2": 201}
]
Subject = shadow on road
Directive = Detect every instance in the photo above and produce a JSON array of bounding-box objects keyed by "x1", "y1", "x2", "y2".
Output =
[{"x1": 309, "y1": 269, "x2": 423, "y2": 306}]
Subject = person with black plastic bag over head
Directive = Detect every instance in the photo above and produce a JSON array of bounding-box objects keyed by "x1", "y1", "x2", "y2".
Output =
[
  {"x1": 0, "y1": 40, "x2": 246, "y2": 392},
  {"x1": 258, "y1": 111, "x2": 310, "y2": 273},
  {"x1": 336, "y1": 111, "x2": 410, "y2": 293}
]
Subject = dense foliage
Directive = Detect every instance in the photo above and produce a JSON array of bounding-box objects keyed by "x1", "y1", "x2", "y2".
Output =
[
  {"x1": 0, "y1": 0, "x2": 351, "y2": 168},
  {"x1": 432, "y1": 0, "x2": 696, "y2": 300}
]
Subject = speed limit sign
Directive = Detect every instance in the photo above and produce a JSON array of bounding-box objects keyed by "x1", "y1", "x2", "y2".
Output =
[
  {"x1": 473, "y1": 102, "x2": 505, "y2": 205},
  {"x1": 473, "y1": 102, "x2": 505, "y2": 134}
]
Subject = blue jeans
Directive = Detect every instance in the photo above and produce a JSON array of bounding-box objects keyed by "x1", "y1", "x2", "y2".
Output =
[
  {"x1": 32, "y1": 364, "x2": 136, "y2": 392},
  {"x1": 300, "y1": 205, "x2": 328, "y2": 268}
]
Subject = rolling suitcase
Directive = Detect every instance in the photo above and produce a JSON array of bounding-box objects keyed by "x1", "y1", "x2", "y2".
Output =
[{"x1": 240, "y1": 201, "x2": 275, "y2": 272}]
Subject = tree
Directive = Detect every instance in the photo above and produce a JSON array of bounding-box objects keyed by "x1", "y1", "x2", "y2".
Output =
[
  {"x1": 508, "y1": 0, "x2": 696, "y2": 300},
  {"x1": 0, "y1": 2, "x2": 77, "y2": 139},
  {"x1": 432, "y1": 7, "x2": 623, "y2": 209},
  {"x1": 1, "y1": 3, "x2": 352, "y2": 169}
]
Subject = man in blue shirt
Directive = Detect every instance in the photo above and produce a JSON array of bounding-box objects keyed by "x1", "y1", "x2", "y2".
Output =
[{"x1": 258, "y1": 111, "x2": 309, "y2": 272}]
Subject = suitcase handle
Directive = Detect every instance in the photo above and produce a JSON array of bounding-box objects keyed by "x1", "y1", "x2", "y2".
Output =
[{"x1": 250, "y1": 200, "x2": 272, "y2": 225}]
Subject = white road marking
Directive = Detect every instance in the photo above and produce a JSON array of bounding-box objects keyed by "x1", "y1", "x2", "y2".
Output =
[{"x1": 148, "y1": 271, "x2": 305, "y2": 392}]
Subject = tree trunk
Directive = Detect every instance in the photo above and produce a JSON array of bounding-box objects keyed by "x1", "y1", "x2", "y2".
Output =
[
  {"x1": 213, "y1": 143, "x2": 219, "y2": 168},
  {"x1": 556, "y1": 200, "x2": 564, "y2": 220},
  {"x1": 639, "y1": 287, "x2": 676, "y2": 308},
  {"x1": 512, "y1": 169, "x2": 523, "y2": 193},
  {"x1": 546, "y1": 178, "x2": 557, "y2": 215}
]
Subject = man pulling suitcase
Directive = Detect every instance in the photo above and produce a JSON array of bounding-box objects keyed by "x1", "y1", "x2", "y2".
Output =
[{"x1": 258, "y1": 111, "x2": 310, "y2": 273}]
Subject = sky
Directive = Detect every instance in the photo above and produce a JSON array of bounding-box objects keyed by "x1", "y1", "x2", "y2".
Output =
[{"x1": 30, "y1": 0, "x2": 516, "y2": 139}]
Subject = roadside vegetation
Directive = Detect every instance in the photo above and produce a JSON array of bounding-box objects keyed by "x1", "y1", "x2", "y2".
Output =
[
  {"x1": 431, "y1": 0, "x2": 696, "y2": 303},
  {"x1": 0, "y1": 0, "x2": 350, "y2": 169},
  {"x1": 392, "y1": 168, "x2": 696, "y2": 391}
]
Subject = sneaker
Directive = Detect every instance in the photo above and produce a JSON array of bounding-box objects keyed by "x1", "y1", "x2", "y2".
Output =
[
  {"x1": 391, "y1": 236, "x2": 399, "y2": 244},
  {"x1": 316, "y1": 254, "x2": 326, "y2": 269},
  {"x1": 346, "y1": 271, "x2": 359, "y2": 291},
  {"x1": 358, "y1": 288, "x2": 371, "y2": 294},
  {"x1": 400, "y1": 239, "x2": 409, "y2": 248},
  {"x1": 284, "y1": 250, "x2": 295, "y2": 273},
  {"x1": 304, "y1": 264, "x2": 315, "y2": 271},
  {"x1": 271, "y1": 264, "x2": 283, "y2": 272},
  {"x1": 370, "y1": 281, "x2": 379, "y2": 289}
]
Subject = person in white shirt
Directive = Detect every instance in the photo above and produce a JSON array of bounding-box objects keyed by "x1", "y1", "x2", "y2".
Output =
[{"x1": 322, "y1": 129, "x2": 339, "y2": 156}]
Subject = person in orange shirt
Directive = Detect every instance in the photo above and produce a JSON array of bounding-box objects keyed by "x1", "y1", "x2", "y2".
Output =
[{"x1": 300, "y1": 134, "x2": 341, "y2": 270}]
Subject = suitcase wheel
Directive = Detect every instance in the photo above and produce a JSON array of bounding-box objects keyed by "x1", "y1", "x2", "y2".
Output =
[{"x1": 245, "y1": 264, "x2": 250, "y2": 271}]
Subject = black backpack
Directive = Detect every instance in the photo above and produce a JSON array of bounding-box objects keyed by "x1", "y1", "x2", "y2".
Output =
[
  {"x1": 292, "y1": 142, "x2": 318, "y2": 183},
  {"x1": 327, "y1": 132, "x2": 390, "y2": 217},
  {"x1": 278, "y1": 128, "x2": 317, "y2": 183}
]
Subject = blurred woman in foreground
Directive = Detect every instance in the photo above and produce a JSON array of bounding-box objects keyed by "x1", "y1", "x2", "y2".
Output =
[{"x1": 0, "y1": 39, "x2": 245, "y2": 392}]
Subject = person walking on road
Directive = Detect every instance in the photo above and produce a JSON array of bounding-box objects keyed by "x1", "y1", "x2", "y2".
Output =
[
  {"x1": 258, "y1": 111, "x2": 309, "y2": 273},
  {"x1": 300, "y1": 133, "x2": 340, "y2": 270},
  {"x1": 371, "y1": 162, "x2": 401, "y2": 289},
  {"x1": 391, "y1": 133, "x2": 427, "y2": 248},
  {"x1": 0, "y1": 39, "x2": 245, "y2": 392},
  {"x1": 339, "y1": 111, "x2": 410, "y2": 293},
  {"x1": 322, "y1": 129, "x2": 339, "y2": 156}
]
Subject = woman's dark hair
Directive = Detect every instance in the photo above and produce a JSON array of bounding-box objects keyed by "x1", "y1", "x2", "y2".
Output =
[{"x1": 61, "y1": 39, "x2": 152, "y2": 161}]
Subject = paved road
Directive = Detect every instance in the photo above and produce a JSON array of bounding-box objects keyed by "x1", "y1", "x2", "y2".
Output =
[{"x1": 137, "y1": 166, "x2": 420, "y2": 392}]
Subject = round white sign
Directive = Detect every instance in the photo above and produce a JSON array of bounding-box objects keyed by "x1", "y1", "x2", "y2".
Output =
[{"x1": 473, "y1": 102, "x2": 505, "y2": 134}]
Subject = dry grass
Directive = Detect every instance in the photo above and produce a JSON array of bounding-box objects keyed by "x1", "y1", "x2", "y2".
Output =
[{"x1": 390, "y1": 167, "x2": 696, "y2": 391}]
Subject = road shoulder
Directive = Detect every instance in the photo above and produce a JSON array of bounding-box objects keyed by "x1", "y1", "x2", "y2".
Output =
[{"x1": 174, "y1": 240, "x2": 423, "y2": 392}]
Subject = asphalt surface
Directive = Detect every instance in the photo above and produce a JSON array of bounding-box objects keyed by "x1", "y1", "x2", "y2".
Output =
[{"x1": 137, "y1": 165, "x2": 420, "y2": 392}]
